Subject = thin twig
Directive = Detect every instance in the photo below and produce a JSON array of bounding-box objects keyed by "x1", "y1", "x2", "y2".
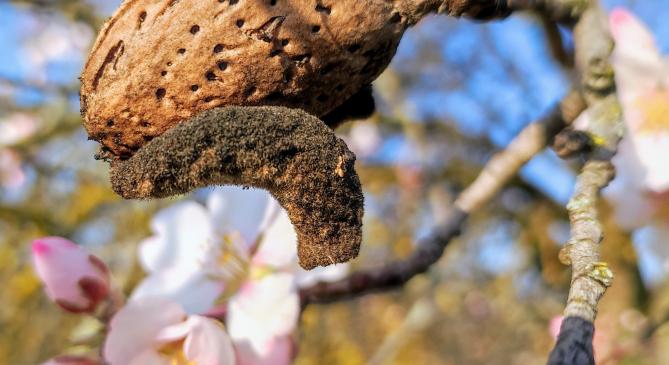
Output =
[
  {"x1": 300, "y1": 91, "x2": 584, "y2": 306},
  {"x1": 547, "y1": 0, "x2": 624, "y2": 364},
  {"x1": 538, "y1": 12, "x2": 574, "y2": 68}
]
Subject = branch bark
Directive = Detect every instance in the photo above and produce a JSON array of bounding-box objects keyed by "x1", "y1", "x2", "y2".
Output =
[
  {"x1": 547, "y1": 1, "x2": 624, "y2": 364},
  {"x1": 300, "y1": 91, "x2": 584, "y2": 305}
]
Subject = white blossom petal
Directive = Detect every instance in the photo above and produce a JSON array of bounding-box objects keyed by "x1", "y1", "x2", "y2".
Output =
[
  {"x1": 347, "y1": 122, "x2": 381, "y2": 158},
  {"x1": 235, "y1": 335, "x2": 294, "y2": 365},
  {"x1": 228, "y1": 274, "x2": 299, "y2": 355},
  {"x1": 154, "y1": 316, "x2": 235, "y2": 365},
  {"x1": 0, "y1": 113, "x2": 38, "y2": 147},
  {"x1": 296, "y1": 263, "x2": 350, "y2": 288},
  {"x1": 181, "y1": 316, "x2": 236, "y2": 365},
  {"x1": 127, "y1": 350, "x2": 169, "y2": 365},
  {"x1": 139, "y1": 201, "x2": 214, "y2": 273},
  {"x1": 207, "y1": 187, "x2": 270, "y2": 245},
  {"x1": 632, "y1": 134, "x2": 669, "y2": 192},
  {"x1": 252, "y1": 209, "x2": 297, "y2": 268},
  {"x1": 130, "y1": 269, "x2": 224, "y2": 315},
  {"x1": 609, "y1": 8, "x2": 665, "y2": 106},
  {"x1": 103, "y1": 298, "x2": 185, "y2": 365}
]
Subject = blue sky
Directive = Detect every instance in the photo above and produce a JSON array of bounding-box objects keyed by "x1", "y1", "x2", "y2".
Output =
[{"x1": 1, "y1": 0, "x2": 668, "y2": 284}]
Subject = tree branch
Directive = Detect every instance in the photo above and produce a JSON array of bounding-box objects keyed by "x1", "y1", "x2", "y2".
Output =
[
  {"x1": 547, "y1": 1, "x2": 624, "y2": 363},
  {"x1": 300, "y1": 90, "x2": 584, "y2": 306}
]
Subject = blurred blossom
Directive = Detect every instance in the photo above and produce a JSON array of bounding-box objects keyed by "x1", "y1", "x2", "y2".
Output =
[
  {"x1": 576, "y1": 8, "x2": 669, "y2": 229},
  {"x1": 32, "y1": 237, "x2": 110, "y2": 314},
  {"x1": 618, "y1": 308, "x2": 647, "y2": 333},
  {"x1": 0, "y1": 81, "x2": 15, "y2": 98},
  {"x1": 104, "y1": 297, "x2": 235, "y2": 365},
  {"x1": 0, "y1": 149, "x2": 25, "y2": 188},
  {"x1": 0, "y1": 113, "x2": 38, "y2": 146},
  {"x1": 21, "y1": 16, "x2": 93, "y2": 84},
  {"x1": 548, "y1": 315, "x2": 563, "y2": 340},
  {"x1": 228, "y1": 274, "x2": 297, "y2": 365},
  {"x1": 131, "y1": 187, "x2": 347, "y2": 363},
  {"x1": 344, "y1": 122, "x2": 382, "y2": 158},
  {"x1": 42, "y1": 356, "x2": 100, "y2": 365},
  {"x1": 0, "y1": 112, "x2": 37, "y2": 189}
]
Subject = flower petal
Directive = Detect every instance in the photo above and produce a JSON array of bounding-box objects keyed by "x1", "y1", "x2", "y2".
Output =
[
  {"x1": 227, "y1": 274, "x2": 299, "y2": 355},
  {"x1": 207, "y1": 187, "x2": 270, "y2": 245},
  {"x1": 139, "y1": 201, "x2": 214, "y2": 273},
  {"x1": 127, "y1": 350, "x2": 170, "y2": 365},
  {"x1": 0, "y1": 149, "x2": 26, "y2": 188},
  {"x1": 296, "y1": 263, "x2": 350, "y2": 288},
  {"x1": 182, "y1": 316, "x2": 236, "y2": 365},
  {"x1": 252, "y1": 209, "x2": 297, "y2": 268},
  {"x1": 235, "y1": 335, "x2": 294, "y2": 365},
  {"x1": 548, "y1": 315, "x2": 564, "y2": 340},
  {"x1": 103, "y1": 298, "x2": 185, "y2": 365},
  {"x1": 609, "y1": 8, "x2": 664, "y2": 108},
  {"x1": 632, "y1": 134, "x2": 669, "y2": 192},
  {"x1": 604, "y1": 135, "x2": 652, "y2": 225},
  {"x1": 0, "y1": 113, "x2": 38, "y2": 147},
  {"x1": 32, "y1": 237, "x2": 110, "y2": 313},
  {"x1": 130, "y1": 269, "x2": 224, "y2": 315}
]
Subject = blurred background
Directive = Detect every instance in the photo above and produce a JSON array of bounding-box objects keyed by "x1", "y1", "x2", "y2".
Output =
[{"x1": 1, "y1": 0, "x2": 669, "y2": 364}]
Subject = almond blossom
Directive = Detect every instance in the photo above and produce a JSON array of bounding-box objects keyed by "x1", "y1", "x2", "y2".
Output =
[
  {"x1": 103, "y1": 297, "x2": 235, "y2": 365},
  {"x1": 0, "y1": 113, "x2": 38, "y2": 146},
  {"x1": 0, "y1": 149, "x2": 25, "y2": 188},
  {"x1": 32, "y1": 237, "x2": 110, "y2": 314},
  {"x1": 128, "y1": 187, "x2": 348, "y2": 364},
  {"x1": 604, "y1": 8, "x2": 669, "y2": 229},
  {"x1": 574, "y1": 8, "x2": 669, "y2": 230},
  {"x1": 0, "y1": 113, "x2": 37, "y2": 189}
]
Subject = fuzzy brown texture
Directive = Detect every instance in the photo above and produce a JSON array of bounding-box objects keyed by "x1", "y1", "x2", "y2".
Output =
[{"x1": 109, "y1": 106, "x2": 363, "y2": 270}]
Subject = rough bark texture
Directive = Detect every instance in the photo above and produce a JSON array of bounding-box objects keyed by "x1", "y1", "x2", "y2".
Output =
[
  {"x1": 80, "y1": 0, "x2": 516, "y2": 159},
  {"x1": 110, "y1": 106, "x2": 364, "y2": 270},
  {"x1": 547, "y1": 0, "x2": 624, "y2": 363},
  {"x1": 81, "y1": 0, "x2": 410, "y2": 159}
]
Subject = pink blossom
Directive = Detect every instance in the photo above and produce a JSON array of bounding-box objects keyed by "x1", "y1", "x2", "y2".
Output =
[
  {"x1": 227, "y1": 274, "x2": 298, "y2": 365},
  {"x1": 609, "y1": 8, "x2": 669, "y2": 192},
  {"x1": 548, "y1": 315, "x2": 564, "y2": 340},
  {"x1": 131, "y1": 187, "x2": 348, "y2": 364},
  {"x1": 345, "y1": 122, "x2": 381, "y2": 158},
  {"x1": 0, "y1": 113, "x2": 38, "y2": 146},
  {"x1": 103, "y1": 298, "x2": 235, "y2": 365},
  {"x1": 0, "y1": 149, "x2": 26, "y2": 188},
  {"x1": 32, "y1": 237, "x2": 110, "y2": 314}
]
